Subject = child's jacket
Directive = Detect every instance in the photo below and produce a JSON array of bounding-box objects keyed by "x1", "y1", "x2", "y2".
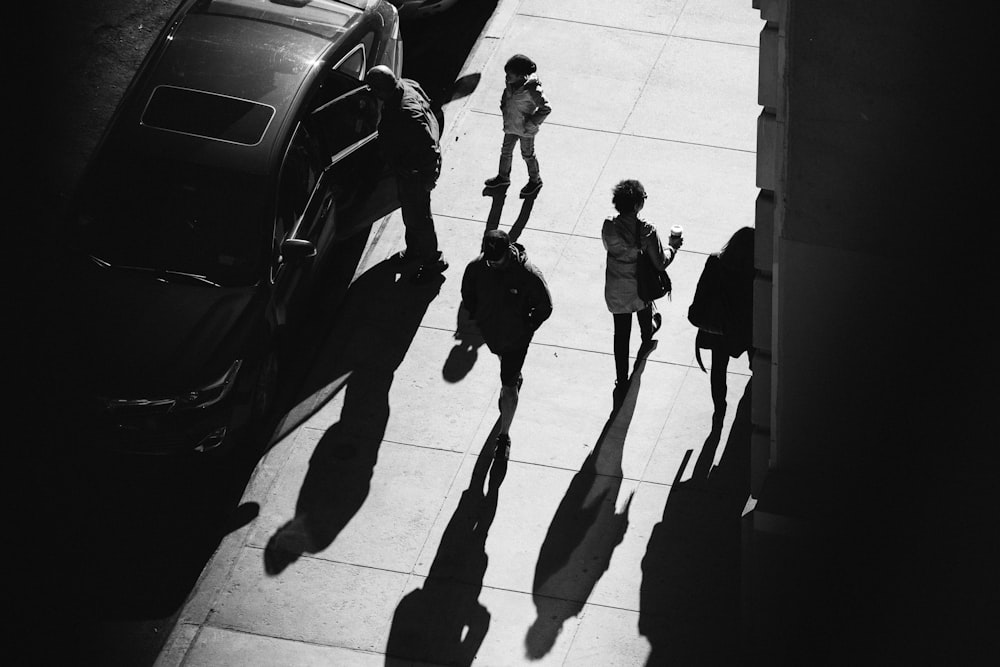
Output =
[{"x1": 500, "y1": 74, "x2": 552, "y2": 137}]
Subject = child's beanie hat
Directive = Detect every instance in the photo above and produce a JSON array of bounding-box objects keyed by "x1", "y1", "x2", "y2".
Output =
[{"x1": 504, "y1": 54, "x2": 537, "y2": 76}]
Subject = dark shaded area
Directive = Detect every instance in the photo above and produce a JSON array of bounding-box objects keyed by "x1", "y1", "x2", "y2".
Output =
[
  {"x1": 264, "y1": 260, "x2": 442, "y2": 573},
  {"x1": 398, "y1": 1, "x2": 498, "y2": 127},
  {"x1": 384, "y1": 423, "x2": 507, "y2": 666},
  {"x1": 17, "y1": 226, "x2": 369, "y2": 665},
  {"x1": 15, "y1": 2, "x2": 499, "y2": 665},
  {"x1": 743, "y1": 5, "x2": 997, "y2": 665},
  {"x1": 525, "y1": 344, "x2": 655, "y2": 659},
  {"x1": 639, "y1": 379, "x2": 750, "y2": 666}
]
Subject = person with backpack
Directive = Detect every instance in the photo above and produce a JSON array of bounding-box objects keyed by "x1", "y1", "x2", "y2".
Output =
[
  {"x1": 460, "y1": 230, "x2": 553, "y2": 461},
  {"x1": 687, "y1": 226, "x2": 755, "y2": 421},
  {"x1": 602, "y1": 179, "x2": 682, "y2": 401}
]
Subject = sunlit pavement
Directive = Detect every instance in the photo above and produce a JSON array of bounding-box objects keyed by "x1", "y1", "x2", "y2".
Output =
[{"x1": 155, "y1": 1, "x2": 763, "y2": 664}]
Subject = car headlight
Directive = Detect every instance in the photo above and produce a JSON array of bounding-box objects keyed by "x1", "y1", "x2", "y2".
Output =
[
  {"x1": 101, "y1": 359, "x2": 244, "y2": 413},
  {"x1": 175, "y1": 359, "x2": 244, "y2": 410}
]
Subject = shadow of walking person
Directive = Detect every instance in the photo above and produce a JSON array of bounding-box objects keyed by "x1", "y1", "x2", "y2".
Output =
[
  {"x1": 384, "y1": 423, "x2": 507, "y2": 666},
  {"x1": 263, "y1": 259, "x2": 443, "y2": 575},
  {"x1": 638, "y1": 377, "x2": 752, "y2": 666},
  {"x1": 483, "y1": 184, "x2": 508, "y2": 231},
  {"x1": 442, "y1": 302, "x2": 485, "y2": 383},
  {"x1": 508, "y1": 196, "x2": 535, "y2": 243},
  {"x1": 524, "y1": 345, "x2": 656, "y2": 659}
]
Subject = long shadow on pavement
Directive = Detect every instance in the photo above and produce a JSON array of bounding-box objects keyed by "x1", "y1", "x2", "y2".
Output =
[
  {"x1": 638, "y1": 377, "x2": 752, "y2": 666},
  {"x1": 483, "y1": 187, "x2": 536, "y2": 242},
  {"x1": 384, "y1": 421, "x2": 508, "y2": 666},
  {"x1": 524, "y1": 343, "x2": 657, "y2": 659},
  {"x1": 264, "y1": 259, "x2": 442, "y2": 574}
]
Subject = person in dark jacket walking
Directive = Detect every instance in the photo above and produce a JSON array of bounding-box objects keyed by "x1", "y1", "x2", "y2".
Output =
[
  {"x1": 483, "y1": 54, "x2": 551, "y2": 199},
  {"x1": 461, "y1": 230, "x2": 553, "y2": 460},
  {"x1": 366, "y1": 65, "x2": 447, "y2": 282},
  {"x1": 694, "y1": 226, "x2": 754, "y2": 421}
]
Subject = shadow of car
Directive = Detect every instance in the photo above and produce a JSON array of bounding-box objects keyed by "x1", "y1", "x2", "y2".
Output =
[{"x1": 59, "y1": 0, "x2": 404, "y2": 458}]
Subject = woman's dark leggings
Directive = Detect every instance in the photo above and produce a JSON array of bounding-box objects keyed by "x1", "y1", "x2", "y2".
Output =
[{"x1": 613, "y1": 308, "x2": 653, "y2": 383}]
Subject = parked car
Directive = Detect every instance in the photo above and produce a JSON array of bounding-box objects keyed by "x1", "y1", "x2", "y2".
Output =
[{"x1": 61, "y1": 0, "x2": 403, "y2": 456}]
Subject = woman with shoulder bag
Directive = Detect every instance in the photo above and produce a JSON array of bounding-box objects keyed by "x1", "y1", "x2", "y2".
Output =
[
  {"x1": 694, "y1": 226, "x2": 755, "y2": 422},
  {"x1": 602, "y1": 179, "x2": 682, "y2": 398}
]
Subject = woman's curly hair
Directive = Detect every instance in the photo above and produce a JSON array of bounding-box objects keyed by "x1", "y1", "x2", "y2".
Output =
[{"x1": 611, "y1": 179, "x2": 646, "y2": 213}]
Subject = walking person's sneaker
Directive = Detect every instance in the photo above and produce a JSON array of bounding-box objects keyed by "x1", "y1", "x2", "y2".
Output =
[
  {"x1": 484, "y1": 175, "x2": 511, "y2": 188},
  {"x1": 519, "y1": 179, "x2": 543, "y2": 198},
  {"x1": 411, "y1": 255, "x2": 449, "y2": 284},
  {"x1": 495, "y1": 433, "x2": 511, "y2": 461}
]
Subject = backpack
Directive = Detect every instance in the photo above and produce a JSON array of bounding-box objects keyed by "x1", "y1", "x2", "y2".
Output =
[{"x1": 687, "y1": 254, "x2": 726, "y2": 371}]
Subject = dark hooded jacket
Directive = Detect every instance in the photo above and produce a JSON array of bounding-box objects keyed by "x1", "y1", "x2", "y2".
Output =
[
  {"x1": 461, "y1": 242, "x2": 553, "y2": 353},
  {"x1": 377, "y1": 78, "x2": 441, "y2": 181}
]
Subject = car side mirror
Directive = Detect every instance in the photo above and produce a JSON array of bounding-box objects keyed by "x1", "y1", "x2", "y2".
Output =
[{"x1": 281, "y1": 238, "x2": 316, "y2": 263}]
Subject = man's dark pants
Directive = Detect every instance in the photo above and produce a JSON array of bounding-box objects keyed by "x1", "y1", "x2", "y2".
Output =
[{"x1": 397, "y1": 176, "x2": 439, "y2": 263}]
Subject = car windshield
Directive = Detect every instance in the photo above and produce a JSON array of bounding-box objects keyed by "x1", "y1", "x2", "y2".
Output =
[{"x1": 76, "y1": 153, "x2": 270, "y2": 287}]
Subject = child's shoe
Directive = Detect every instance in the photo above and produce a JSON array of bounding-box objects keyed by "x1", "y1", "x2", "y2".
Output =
[
  {"x1": 519, "y1": 179, "x2": 543, "y2": 198},
  {"x1": 484, "y1": 175, "x2": 511, "y2": 188}
]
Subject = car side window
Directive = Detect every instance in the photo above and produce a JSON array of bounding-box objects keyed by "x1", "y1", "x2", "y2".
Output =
[
  {"x1": 308, "y1": 84, "x2": 378, "y2": 163},
  {"x1": 310, "y1": 39, "x2": 370, "y2": 113},
  {"x1": 274, "y1": 124, "x2": 322, "y2": 253},
  {"x1": 335, "y1": 44, "x2": 365, "y2": 80}
]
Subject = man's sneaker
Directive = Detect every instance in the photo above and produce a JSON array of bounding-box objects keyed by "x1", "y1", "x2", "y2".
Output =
[
  {"x1": 484, "y1": 175, "x2": 511, "y2": 188},
  {"x1": 519, "y1": 179, "x2": 543, "y2": 198},
  {"x1": 411, "y1": 256, "x2": 449, "y2": 283},
  {"x1": 495, "y1": 433, "x2": 511, "y2": 461}
]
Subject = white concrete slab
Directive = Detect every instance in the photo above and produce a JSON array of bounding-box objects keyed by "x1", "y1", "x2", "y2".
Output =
[
  {"x1": 469, "y1": 15, "x2": 667, "y2": 133},
  {"x1": 470, "y1": 344, "x2": 689, "y2": 481},
  {"x1": 247, "y1": 431, "x2": 462, "y2": 573},
  {"x1": 674, "y1": 0, "x2": 764, "y2": 46},
  {"x1": 623, "y1": 36, "x2": 760, "y2": 151},
  {"x1": 582, "y1": 480, "x2": 674, "y2": 612},
  {"x1": 642, "y1": 369, "x2": 750, "y2": 485},
  {"x1": 434, "y1": 113, "x2": 620, "y2": 236},
  {"x1": 311, "y1": 326, "x2": 498, "y2": 453},
  {"x1": 566, "y1": 605, "x2": 652, "y2": 666},
  {"x1": 182, "y1": 626, "x2": 389, "y2": 667},
  {"x1": 209, "y1": 548, "x2": 408, "y2": 652},
  {"x1": 518, "y1": 0, "x2": 686, "y2": 35},
  {"x1": 385, "y1": 574, "x2": 584, "y2": 665},
  {"x1": 574, "y1": 134, "x2": 758, "y2": 255}
]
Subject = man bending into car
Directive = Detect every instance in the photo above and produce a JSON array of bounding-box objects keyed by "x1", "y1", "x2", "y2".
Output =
[{"x1": 366, "y1": 65, "x2": 447, "y2": 284}]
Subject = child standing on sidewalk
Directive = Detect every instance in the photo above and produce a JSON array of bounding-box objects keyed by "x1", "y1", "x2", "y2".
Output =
[{"x1": 484, "y1": 54, "x2": 552, "y2": 199}]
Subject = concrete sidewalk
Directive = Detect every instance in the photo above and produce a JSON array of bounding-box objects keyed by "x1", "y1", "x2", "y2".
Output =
[{"x1": 156, "y1": 1, "x2": 763, "y2": 664}]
